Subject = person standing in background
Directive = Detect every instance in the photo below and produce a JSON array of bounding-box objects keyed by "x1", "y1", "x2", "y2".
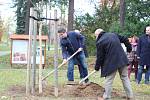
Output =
[
  {"x1": 127, "y1": 35, "x2": 138, "y2": 80},
  {"x1": 136, "y1": 26, "x2": 150, "y2": 84}
]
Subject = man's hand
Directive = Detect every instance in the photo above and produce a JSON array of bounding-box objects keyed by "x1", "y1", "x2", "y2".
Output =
[
  {"x1": 127, "y1": 47, "x2": 132, "y2": 53},
  {"x1": 95, "y1": 66, "x2": 100, "y2": 71},
  {"x1": 137, "y1": 56, "x2": 140, "y2": 61},
  {"x1": 78, "y1": 48, "x2": 83, "y2": 52},
  {"x1": 62, "y1": 59, "x2": 67, "y2": 64}
]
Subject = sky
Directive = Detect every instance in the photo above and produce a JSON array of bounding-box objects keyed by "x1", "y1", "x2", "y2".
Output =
[
  {"x1": 0, "y1": 0, "x2": 16, "y2": 19},
  {"x1": 0, "y1": 0, "x2": 16, "y2": 33},
  {"x1": 74, "y1": 0, "x2": 98, "y2": 16},
  {"x1": 0, "y1": 0, "x2": 99, "y2": 19},
  {"x1": 0, "y1": 0, "x2": 99, "y2": 33}
]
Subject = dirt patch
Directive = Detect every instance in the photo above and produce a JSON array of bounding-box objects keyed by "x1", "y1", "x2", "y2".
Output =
[
  {"x1": 62, "y1": 82, "x2": 105, "y2": 97},
  {"x1": 62, "y1": 82, "x2": 121, "y2": 98},
  {"x1": 4, "y1": 82, "x2": 122, "y2": 99}
]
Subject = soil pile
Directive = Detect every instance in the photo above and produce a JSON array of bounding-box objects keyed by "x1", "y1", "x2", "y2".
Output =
[
  {"x1": 7, "y1": 82, "x2": 121, "y2": 98},
  {"x1": 62, "y1": 82, "x2": 120, "y2": 97}
]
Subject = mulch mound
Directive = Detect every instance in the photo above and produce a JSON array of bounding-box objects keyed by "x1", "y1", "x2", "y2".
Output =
[
  {"x1": 62, "y1": 82, "x2": 120, "y2": 97},
  {"x1": 7, "y1": 82, "x2": 122, "y2": 98}
]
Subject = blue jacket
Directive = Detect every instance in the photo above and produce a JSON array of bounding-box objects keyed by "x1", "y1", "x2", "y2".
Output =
[
  {"x1": 60, "y1": 31, "x2": 84, "y2": 59},
  {"x1": 137, "y1": 34, "x2": 150, "y2": 66}
]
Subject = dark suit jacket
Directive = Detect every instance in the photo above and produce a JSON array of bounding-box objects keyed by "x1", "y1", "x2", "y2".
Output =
[
  {"x1": 95, "y1": 32, "x2": 131, "y2": 77},
  {"x1": 137, "y1": 34, "x2": 150, "y2": 66}
]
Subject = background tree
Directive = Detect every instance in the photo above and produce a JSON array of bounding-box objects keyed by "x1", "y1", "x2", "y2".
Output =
[
  {"x1": 0, "y1": 15, "x2": 5, "y2": 42},
  {"x1": 75, "y1": 13, "x2": 96, "y2": 55},
  {"x1": 119, "y1": 0, "x2": 125, "y2": 30},
  {"x1": 55, "y1": 0, "x2": 68, "y2": 28},
  {"x1": 13, "y1": 0, "x2": 49, "y2": 34},
  {"x1": 13, "y1": 0, "x2": 26, "y2": 34},
  {"x1": 124, "y1": 0, "x2": 150, "y2": 36},
  {"x1": 24, "y1": 0, "x2": 31, "y2": 34},
  {"x1": 75, "y1": 0, "x2": 150, "y2": 55},
  {"x1": 13, "y1": 0, "x2": 68, "y2": 34},
  {"x1": 67, "y1": 0, "x2": 74, "y2": 31}
]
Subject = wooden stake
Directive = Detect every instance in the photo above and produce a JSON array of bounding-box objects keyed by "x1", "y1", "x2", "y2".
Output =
[
  {"x1": 54, "y1": 9, "x2": 58, "y2": 97},
  {"x1": 26, "y1": 7, "x2": 34, "y2": 94},
  {"x1": 39, "y1": 22, "x2": 43, "y2": 94},
  {"x1": 31, "y1": 8, "x2": 37, "y2": 94}
]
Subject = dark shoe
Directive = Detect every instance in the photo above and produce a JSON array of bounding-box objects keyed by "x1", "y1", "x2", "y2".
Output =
[
  {"x1": 82, "y1": 80, "x2": 91, "y2": 86},
  {"x1": 136, "y1": 80, "x2": 140, "y2": 84},
  {"x1": 84, "y1": 78, "x2": 89, "y2": 82},
  {"x1": 127, "y1": 97, "x2": 134, "y2": 100},
  {"x1": 145, "y1": 82, "x2": 150, "y2": 85},
  {"x1": 66, "y1": 81, "x2": 77, "y2": 85}
]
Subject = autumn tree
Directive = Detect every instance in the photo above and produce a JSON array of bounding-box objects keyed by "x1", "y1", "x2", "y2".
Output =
[{"x1": 0, "y1": 15, "x2": 5, "y2": 42}]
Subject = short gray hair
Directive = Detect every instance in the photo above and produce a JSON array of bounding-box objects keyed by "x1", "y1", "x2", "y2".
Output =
[{"x1": 95, "y1": 28, "x2": 104, "y2": 34}]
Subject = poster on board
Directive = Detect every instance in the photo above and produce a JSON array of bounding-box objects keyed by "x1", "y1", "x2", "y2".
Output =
[
  {"x1": 12, "y1": 40, "x2": 45, "y2": 64},
  {"x1": 12, "y1": 40, "x2": 28, "y2": 64}
]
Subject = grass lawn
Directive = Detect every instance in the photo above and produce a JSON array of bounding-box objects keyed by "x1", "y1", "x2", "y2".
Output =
[
  {"x1": 0, "y1": 54, "x2": 150, "y2": 99},
  {"x1": 0, "y1": 43, "x2": 10, "y2": 51},
  {"x1": 0, "y1": 69, "x2": 26, "y2": 92},
  {"x1": 0, "y1": 68, "x2": 150, "y2": 99}
]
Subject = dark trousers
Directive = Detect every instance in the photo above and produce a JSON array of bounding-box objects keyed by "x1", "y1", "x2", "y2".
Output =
[{"x1": 128, "y1": 60, "x2": 138, "y2": 80}]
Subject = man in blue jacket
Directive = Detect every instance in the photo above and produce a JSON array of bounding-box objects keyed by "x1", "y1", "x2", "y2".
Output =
[
  {"x1": 58, "y1": 28, "x2": 89, "y2": 85},
  {"x1": 94, "y1": 28, "x2": 133, "y2": 100},
  {"x1": 136, "y1": 26, "x2": 150, "y2": 84}
]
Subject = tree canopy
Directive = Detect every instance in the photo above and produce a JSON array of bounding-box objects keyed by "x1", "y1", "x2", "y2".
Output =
[
  {"x1": 13, "y1": 0, "x2": 68, "y2": 34},
  {"x1": 13, "y1": 0, "x2": 150, "y2": 55},
  {"x1": 74, "y1": 0, "x2": 150, "y2": 55}
]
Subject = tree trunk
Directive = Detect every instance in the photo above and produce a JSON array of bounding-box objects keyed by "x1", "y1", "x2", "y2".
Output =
[
  {"x1": 25, "y1": 0, "x2": 30, "y2": 34},
  {"x1": 119, "y1": 0, "x2": 125, "y2": 30},
  {"x1": 67, "y1": 0, "x2": 74, "y2": 31}
]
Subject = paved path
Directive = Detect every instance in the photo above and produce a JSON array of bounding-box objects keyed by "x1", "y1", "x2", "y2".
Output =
[{"x1": 0, "y1": 51, "x2": 10, "y2": 56}]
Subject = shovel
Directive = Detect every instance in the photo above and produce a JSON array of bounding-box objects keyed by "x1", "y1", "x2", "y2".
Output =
[
  {"x1": 42, "y1": 49, "x2": 81, "y2": 81},
  {"x1": 79, "y1": 70, "x2": 96, "y2": 84}
]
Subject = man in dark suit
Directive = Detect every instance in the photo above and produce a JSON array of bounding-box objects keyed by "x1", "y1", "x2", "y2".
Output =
[
  {"x1": 94, "y1": 28, "x2": 133, "y2": 100},
  {"x1": 136, "y1": 26, "x2": 150, "y2": 84}
]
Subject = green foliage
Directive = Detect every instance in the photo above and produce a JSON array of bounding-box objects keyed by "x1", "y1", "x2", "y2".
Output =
[
  {"x1": 0, "y1": 70, "x2": 26, "y2": 92},
  {"x1": 0, "y1": 16, "x2": 5, "y2": 33},
  {"x1": 75, "y1": 7, "x2": 119, "y2": 56},
  {"x1": 42, "y1": 24, "x2": 48, "y2": 35},
  {"x1": 0, "y1": 44, "x2": 10, "y2": 51},
  {"x1": 94, "y1": 6, "x2": 119, "y2": 31},
  {"x1": 0, "y1": 68, "x2": 150, "y2": 98},
  {"x1": 124, "y1": 0, "x2": 150, "y2": 36},
  {"x1": 0, "y1": 13, "x2": 6, "y2": 42},
  {"x1": 13, "y1": 0, "x2": 27, "y2": 34},
  {"x1": 75, "y1": 0, "x2": 150, "y2": 55},
  {"x1": 75, "y1": 13, "x2": 96, "y2": 56},
  {"x1": 13, "y1": 0, "x2": 68, "y2": 34},
  {"x1": 109, "y1": 0, "x2": 150, "y2": 37}
]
